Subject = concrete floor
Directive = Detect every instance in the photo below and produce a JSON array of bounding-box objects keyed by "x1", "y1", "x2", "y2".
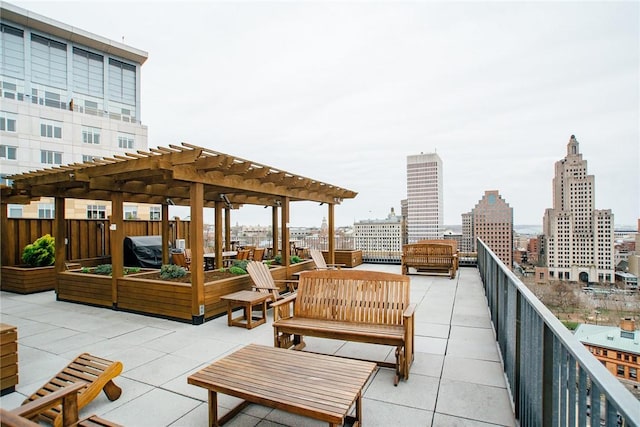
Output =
[{"x1": 0, "y1": 264, "x2": 516, "y2": 426}]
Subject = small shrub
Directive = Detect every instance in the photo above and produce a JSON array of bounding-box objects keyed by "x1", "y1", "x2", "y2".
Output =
[
  {"x1": 232, "y1": 260, "x2": 249, "y2": 271},
  {"x1": 160, "y1": 264, "x2": 187, "y2": 279},
  {"x1": 273, "y1": 254, "x2": 282, "y2": 264},
  {"x1": 228, "y1": 266, "x2": 247, "y2": 275},
  {"x1": 94, "y1": 264, "x2": 113, "y2": 275},
  {"x1": 22, "y1": 234, "x2": 55, "y2": 267},
  {"x1": 124, "y1": 267, "x2": 141, "y2": 275},
  {"x1": 80, "y1": 266, "x2": 91, "y2": 273},
  {"x1": 291, "y1": 255, "x2": 302, "y2": 264}
]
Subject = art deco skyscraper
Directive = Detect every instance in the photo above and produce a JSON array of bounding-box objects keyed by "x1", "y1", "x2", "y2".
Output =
[
  {"x1": 542, "y1": 135, "x2": 614, "y2": 283},
  {"x1": 406, "y1": 153, "x2": 443, "y2": 242}
]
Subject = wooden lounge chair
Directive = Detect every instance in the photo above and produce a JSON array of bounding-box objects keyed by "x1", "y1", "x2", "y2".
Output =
[
  {"x1": 310, "y1": 248, "x2": 345, "y2": 270},
  {"x1": 2, "y1": 383, "x2": 121, "y2": 427},
  {"x1": 246, "y1": 261, "x2": 298, "y2": 302},
  {"x1": 251, "y1": 247, "x2": 265, "y2": 262},
  {"x1": 21, "y1": 353, "x2": 123, "y2": 427}
]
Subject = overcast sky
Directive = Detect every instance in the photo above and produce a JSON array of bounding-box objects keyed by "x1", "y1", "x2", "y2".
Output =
[{"x1": 12, "y1": 0, "x2": 640, "y2": 228}]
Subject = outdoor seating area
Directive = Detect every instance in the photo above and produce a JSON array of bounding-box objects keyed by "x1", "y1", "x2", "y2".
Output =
[
  {"x1": 401, "y1": 241, "x2": 459, "y2": 279},
  {"x1": 0, "y1": 264, "x2": 517, "y2": 426}
]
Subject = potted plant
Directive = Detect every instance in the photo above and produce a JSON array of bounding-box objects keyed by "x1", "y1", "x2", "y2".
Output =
[{"x1": 1, "y1": 234, "x2": 57, "y2": 293}]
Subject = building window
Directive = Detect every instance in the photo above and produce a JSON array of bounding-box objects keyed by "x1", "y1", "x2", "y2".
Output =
[
  {"x1": 40, "y1": 150, "x2": 62, "y2": 165},
  {"x1": 8, "y1": 204, "x2": 22, "y2": 218},
  {"x1": 150, "y1": 206, "x2": 161, "y2": 221},
  {"x1": 0, "y1": 145, "x2": 17, "y2": 160},
  {"x1": 0, "y1": 175, "x2": 13, "y2": 186},
  {"x1": 87, "y1": 205, "x2": 106, "y2": 219},
  {"x1": 1, "y1": 24, "x2": 25, "y2": 80},
  {"x1": 40, "y1": 120, "x2": 62, "y2": 139},
  {"x1": 31, "y1": 33, "x2": 67, "y2": 89},
  {"x1": 82, "y1": 155, "x2": 100, "y2": 163},
  {"x1": 124, "y1": 205, "x2": 138, "y2": 220},
  {"x1": 118, "y1": 133, "x2": 134, "y2": 149},
  {"x1": 109, "y1": 58, "x2": 136, "y2": 105},
  {"x1": 73, "y1": 47, "x2": 104, "y2": 97},
  {"x1": 630, "y1": 367, "x2": 637, "y2": 380},
  {"x1": 38, "y1": 203, "x2": 54, "y2": 218},
  {"x1": 82, "y1": 126, "x2": 101, "y2": 144},
  {"x1": 616, "y1": 365, "x2": 625, "y2": 377},
  {"x1": 0, "y1": 112, "x2": 16, "y2": 132}
]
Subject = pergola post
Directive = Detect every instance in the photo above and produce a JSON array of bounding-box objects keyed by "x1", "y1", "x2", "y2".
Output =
[
  {"x1": 214, "y1": 201, "x2": 223, "y2": 269},
  {"x1": 0, "y1": 203, "x2": 7, "y2": 266},
  {"x1": 190, "y1": 182, "x2": 205, "y2": 325},
  {"x1": 53, "y1": 197, "x2": 66, "y2": 276},
  {"x1": 161, "y1": 203, "x2": 170, "y2": 265},
  {"x1": 281, "y1": 197, "x2": 290, "y2": 268},
  {"x1": 110, "y1": 192, "x2": 124, "y2": 308},
  {"x1": 271, "y1": 206, "x2": 278, "y2": 259},
  {"x1": 328, "y1": 203, "x2": 335, "y2": 264},
  {"x1": 224, "y1": 206, "x2": 231, "y2": 251}
]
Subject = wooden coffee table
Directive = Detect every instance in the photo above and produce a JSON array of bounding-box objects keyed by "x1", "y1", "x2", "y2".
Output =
[
  {"x1": 188, "y1": 344, "x2": 377, "y2": 426},
  {"x1": 219, "y1": 290, "x2": 271, "y2": 329}
]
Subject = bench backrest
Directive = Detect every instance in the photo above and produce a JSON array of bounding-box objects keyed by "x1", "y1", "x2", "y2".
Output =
[
  {"x1": 417, "y1": 239, "x2": 458, "y2": 253},
  {"x1": 403, "y1": 243, "x2": 454, "y2": 264},
  {"x1": 295, "y1": 270, "x2": 410, "y2": 325}
]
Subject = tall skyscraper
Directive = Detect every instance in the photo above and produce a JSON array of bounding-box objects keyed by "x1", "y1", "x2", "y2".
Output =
[
  {"x1": 468, "y1": 190, "x2": 514, "y2": 267},
  {"x1": 542, "y1": 135, "x2": 614, "y2": 283},
  {"x1": 406, "y1": 152, "x2": 443, "y2": 243},
  {"x1": 0, "y1": 2, "x2": 148, "y2": 219}
]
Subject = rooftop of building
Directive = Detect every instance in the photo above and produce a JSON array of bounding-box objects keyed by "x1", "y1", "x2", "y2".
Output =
[{"x1": 0, "y1": 264, "x2": 517, "y2": 426}]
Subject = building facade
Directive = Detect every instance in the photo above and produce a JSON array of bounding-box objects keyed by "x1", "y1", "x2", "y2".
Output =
[
  {"x1": 542, "y1": 135, "x2": 615, "y2": 283},
  {"x1": 461, "y1": 211, "x2": 474, "y2": 253},
  {"x1": 354, "y1": 207, "x2": 402, "y2": 263},
  {"x1": 406, "y1": 152, "x2": 443, "y2": 243},
  {"x1": 0, "y1": 2, "x2": 149, "y2": 219},
  {"x1": 574, "y1": 318, "x2": 639, "y2": 389},
  {"x1": 468, "y1": 190, "x2": 513, "y2": 268}
]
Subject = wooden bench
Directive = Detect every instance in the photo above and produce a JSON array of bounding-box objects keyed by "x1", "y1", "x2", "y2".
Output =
[
  {"x1": 401, "y1": 242, "x2": 458, "y2": 279},
  {"x1": 271, "y1": 269, "x2": 415, "y2": 386},
  {"x1": 1, "y1": 382, "x2": 121, "y2": 427},
  {"x1": 22, "y1": 353, "x2": 123, "y2": 427}
]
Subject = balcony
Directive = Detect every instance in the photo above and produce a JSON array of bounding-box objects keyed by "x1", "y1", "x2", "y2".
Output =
[{"x1": 0, "y1": 241, "x2": 638, "y2": 426}]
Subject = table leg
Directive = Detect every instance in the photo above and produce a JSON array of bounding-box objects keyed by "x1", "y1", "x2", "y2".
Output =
[
  {"x1": 226, "y1": 302, "x2": 233, "y2": 327},
  {"x1": 246, "y1": 302, "x2": 253, "y2": 328},
  {"x1": 208, "y1": 389, "x2": 218, "y2": 427}
]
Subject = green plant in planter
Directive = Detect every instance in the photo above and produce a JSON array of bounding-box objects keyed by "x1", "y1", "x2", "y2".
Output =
[
  {"x1": 160, "y1": 264, "x2": 187, "y2": 279},
  {"x1": 272, "y1": 254, "x2": 302, "y2": 265},
  {"x1": 94, "y1": 264, "x2": 113, "y2": 275},
  {"x1": 22, "y1": 234, "x2": 55, "y2": 267},
  {"x1": 228, "y1": 266, "x2": 247, "y2": 275}
]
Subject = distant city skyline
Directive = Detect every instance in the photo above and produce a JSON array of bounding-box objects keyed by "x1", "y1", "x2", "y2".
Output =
[{"x1": 9, "y1": 1, "x2": 639, "y2": 227}]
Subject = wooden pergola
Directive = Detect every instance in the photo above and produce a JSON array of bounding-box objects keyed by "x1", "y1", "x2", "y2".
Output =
[{"x1": 1, "y1": 143, "x2": 357, "y2": 323}]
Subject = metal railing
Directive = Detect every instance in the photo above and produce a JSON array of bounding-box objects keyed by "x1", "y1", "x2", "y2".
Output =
[{"x1": 477, "y1": 239, "x2": 639, "y2": 427}]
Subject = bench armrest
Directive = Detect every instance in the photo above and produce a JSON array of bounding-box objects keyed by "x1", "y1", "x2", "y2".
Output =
[
  {"x1": 403, "y1": 303, "x2": 416, "y2": 318},
  {"x1": 274, "y1": 279, "x2": 299, "y2": 292},
  {"x1": 251, "y1": 285, "x2": 279, "y2": 291},
  {"x1": 271, "y1": 292, "x2": 297, "y2": 321}
]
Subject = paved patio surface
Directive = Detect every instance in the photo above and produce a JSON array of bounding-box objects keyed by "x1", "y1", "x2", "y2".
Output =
[{"x1": 0, "y1": 264, "x2": 516, "y2": 426}]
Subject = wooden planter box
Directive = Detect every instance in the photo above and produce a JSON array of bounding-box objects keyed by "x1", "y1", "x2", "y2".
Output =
[
  {"x1": 0, "y1": 323, "x2": 18, "y2": 395},
  {"x1": 321, "y1": 250, "x2": 363, "y2": 268},
  {"x1": 1, "y1": 265, "x2": 56, "y2": 294},
  {"x1": 57, "y1": 271, "x2": 113, "y2": 307}
]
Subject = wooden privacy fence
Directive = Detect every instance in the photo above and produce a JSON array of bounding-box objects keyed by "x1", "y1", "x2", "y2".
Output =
[{"x1": 2, "y1": 219, "x2": 191, "y2": 266}]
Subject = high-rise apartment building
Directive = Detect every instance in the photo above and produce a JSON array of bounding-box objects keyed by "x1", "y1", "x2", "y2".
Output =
[
  {"x1": 0, "y1": 2, "x2": 149, "y2": 219},
  {"x1": 406, "y1": 152, "x2": 443, "y2": 243},
  {"x1": 542, "y1": 135, "x2": 614, "y2": 283},
  {"x1": 461, "y1": 211, "x2": 474, "y2": 253},
  {"x1": 463, "y1": 190, "x2": 513, "y2": 267},
  {"x1": 354, "y1": 207, "x2": 402, "y2": 263}
]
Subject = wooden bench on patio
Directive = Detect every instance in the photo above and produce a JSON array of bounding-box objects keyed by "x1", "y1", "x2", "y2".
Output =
[
  {"x1": 271, "y1": 269, "x2": 415, "y2": 386},
  {"x1": 401, "y1": 242, "x2": 458, "y2": 279}
]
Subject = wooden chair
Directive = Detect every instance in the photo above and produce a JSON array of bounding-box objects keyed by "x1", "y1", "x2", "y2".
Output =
[
  {"x1": 246, "y1": 261, "x2": 298, "y2": 302},
  {"x1": 236, "y1": 249, "x2": 251, "y2": 261},
  {"x1": 310, "y1": 248, "x2": 345, "y2": 270},
  {"x1": 1, "y1": 383, "x2": 121, "y2": 427},
  {"x1": 21, "y1": 353, "x2": 123, "y2": 427},
  {"x1": 184, "y1": 248, "x2": 192, "y2": 264},
  {"x1": 172, "y1": 252, "x2": 190, "y2": 270},
  {"x1": 252, "y1": 248, "x2": 265, "y2": 262}
]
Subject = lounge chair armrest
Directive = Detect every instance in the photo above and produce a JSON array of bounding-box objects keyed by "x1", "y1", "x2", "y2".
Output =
[
  {"x1": 13, "y1": 382, "x2": 86, "y2": 421},
  {"x1": 403, "y1": 303, "x2": 416, "y2": 318},
  {"x1": 251, "y1": 285, "x2": 279, "y2": 291}
]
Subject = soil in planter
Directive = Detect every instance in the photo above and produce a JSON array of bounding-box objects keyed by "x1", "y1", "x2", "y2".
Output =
[{"x1": 135, "y1": 270, "x2": 242, "y2": 283}]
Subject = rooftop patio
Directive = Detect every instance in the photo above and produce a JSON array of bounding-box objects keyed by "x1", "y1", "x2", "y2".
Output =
[{"x1": 0, "y1": 264, "x2": 517, "y2": 426}]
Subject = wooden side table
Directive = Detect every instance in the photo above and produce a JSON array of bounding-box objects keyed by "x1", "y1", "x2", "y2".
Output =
[
  {"x1": 220, "y1": 291, "x2": 271, "y2": 329},
  {"x1": 0, "y1": 323, "x2": 18, "y2": 395}
]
